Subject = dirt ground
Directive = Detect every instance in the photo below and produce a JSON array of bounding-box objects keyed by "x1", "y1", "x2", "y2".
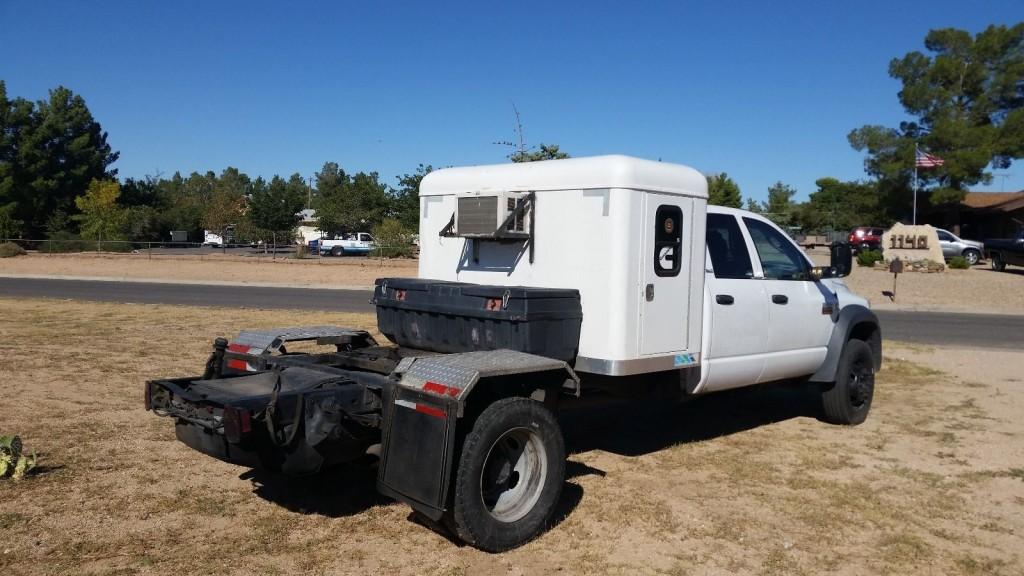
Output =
[
  {"x1": 1, "y1": 298, "x2": 1022, "y2": 575},
  {"x1": 0, "y1": 253, "x2": 418, "y2": 288},
  {"x1": 805, "y1": 249, "x2": 1024, "y2": 315}
]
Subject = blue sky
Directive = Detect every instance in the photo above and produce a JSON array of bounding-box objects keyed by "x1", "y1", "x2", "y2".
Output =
[{"x1": 2, "y1": 0, "x2": 1022, "y2": 202}]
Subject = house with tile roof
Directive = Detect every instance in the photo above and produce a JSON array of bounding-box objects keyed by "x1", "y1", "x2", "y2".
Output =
[{"x1": 926, "y1": 191, "x2": 1024, "y2": 240}]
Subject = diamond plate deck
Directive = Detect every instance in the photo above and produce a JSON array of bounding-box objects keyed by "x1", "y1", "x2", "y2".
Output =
[{"x1": 397, "y1": 349, "x2": 576, "y2": 401}]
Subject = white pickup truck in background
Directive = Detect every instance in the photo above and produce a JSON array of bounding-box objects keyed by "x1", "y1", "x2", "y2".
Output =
[{"x1": 317, "y1": 232, "x2": 375, "y2": 256}]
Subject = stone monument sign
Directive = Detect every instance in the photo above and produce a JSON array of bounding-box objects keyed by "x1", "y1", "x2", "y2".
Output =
[{"x1": 882, "y1": 223, "x2": 944, "y2": 264}]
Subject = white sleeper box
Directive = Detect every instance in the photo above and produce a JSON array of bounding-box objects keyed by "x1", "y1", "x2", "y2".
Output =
[{"x1": 417, "y1": 155, "x2": 708, "y2": 375}]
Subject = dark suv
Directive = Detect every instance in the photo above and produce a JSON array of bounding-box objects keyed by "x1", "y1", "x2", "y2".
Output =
[{"x1": 849, "y1": 227, "x2": 884, "y2": 253}]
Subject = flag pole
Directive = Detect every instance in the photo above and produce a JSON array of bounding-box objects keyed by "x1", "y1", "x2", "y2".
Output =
[{"x1": 913, "y1": 142, "x2": 918, "y2": 225}]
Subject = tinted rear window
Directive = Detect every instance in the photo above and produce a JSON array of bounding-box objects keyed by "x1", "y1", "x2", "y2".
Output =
[{"x1": 706, "y1": 213, "x2": 754, "y2": 279}]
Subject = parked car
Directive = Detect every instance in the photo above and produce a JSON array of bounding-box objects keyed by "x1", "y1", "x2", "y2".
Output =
[
  {"x1": 984, "y1": 231, "x2": 1024, "y2": 272},
  {"x1": 935, "y1": 228, "x2": 984, "y2": 265},
  {"x1": 848, "y1": 227, "x2": 884, "y2": 253}
]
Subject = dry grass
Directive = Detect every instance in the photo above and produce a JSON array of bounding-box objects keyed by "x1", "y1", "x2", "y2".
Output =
[{"x1": 1, "y1": 297, "x2": 1022, "y2": 575}]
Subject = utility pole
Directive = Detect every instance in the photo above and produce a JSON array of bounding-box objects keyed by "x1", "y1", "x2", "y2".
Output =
[{"x1": 307, "y1": 176, "x2": 313, "y2": 210}]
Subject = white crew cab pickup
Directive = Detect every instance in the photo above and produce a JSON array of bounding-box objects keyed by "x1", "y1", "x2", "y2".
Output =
[
  {"x1": 146, "y1": 155, "x2": 880, "y2": 553},
  {"x1": 318, "y1": 232, "x2": 375, "y2": 256}
]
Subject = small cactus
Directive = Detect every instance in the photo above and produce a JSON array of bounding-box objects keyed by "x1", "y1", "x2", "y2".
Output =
[{"x1": 0, "y1": 435, "x2": 36, "y2": 480}]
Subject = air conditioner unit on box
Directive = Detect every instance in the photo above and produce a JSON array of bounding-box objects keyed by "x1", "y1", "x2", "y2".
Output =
[{"x1": 455, "y1": 191, "x2": 531, "y2": 238}]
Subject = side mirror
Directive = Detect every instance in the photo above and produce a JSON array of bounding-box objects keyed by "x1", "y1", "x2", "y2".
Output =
[
  {"x1": 830, "y1": 242, "x2": 853, "y2": 277},
  {"x1": 812, "y1": 242, "x2": 854, "y2": 279}
]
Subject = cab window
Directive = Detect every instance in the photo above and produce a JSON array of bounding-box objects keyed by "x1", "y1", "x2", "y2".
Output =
[
  {"x1": 743, "y1": 217, "x2": 810, "y2": 280},
  {"x1": 936, "y1": 230, "x2": 954, "y2": 242},
  {"x1": 706, "y1": 213, "x2": 754, "y2": 279}
]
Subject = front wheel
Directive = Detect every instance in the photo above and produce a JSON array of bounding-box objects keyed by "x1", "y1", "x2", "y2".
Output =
[
  {"x1": 963, "y1": 249, "x2": 981, "y2": 266},
  {"x1": 331, "y1": 246, "x2": 345, "y2": 257},
  {"x1": 451, "y1": 397, "x2": 565, "y2": 552},
  {"x1": 821, "y1": 339, "x2": 875, "y2": 425}
]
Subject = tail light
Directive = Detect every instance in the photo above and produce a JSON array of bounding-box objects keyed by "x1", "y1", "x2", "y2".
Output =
[{"x1": 222, "y1": 406, "x2": 252, "y2": 443}]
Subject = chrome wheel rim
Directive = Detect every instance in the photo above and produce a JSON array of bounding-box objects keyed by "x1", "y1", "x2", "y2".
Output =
[{"x1": 480, "y1": 427, "x2": 547, "y2": 523}]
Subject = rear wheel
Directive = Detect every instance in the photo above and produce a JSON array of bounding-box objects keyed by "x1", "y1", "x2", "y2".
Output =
[
  {"x1": 821, "y1": 339, "x2": 874, "y2": 425},
  {"x1": 963, "y1": 249, "x2": 981, "y2": 266},
  {"x1": 991, "y1": 253, "x2": 1006, "y2": 272},
  {"x1": 331, "y1": 246, "x2": 345, "y2": 257},
  {"x1": 451, "y1": 397, "x2": 564, "y2": 552}
]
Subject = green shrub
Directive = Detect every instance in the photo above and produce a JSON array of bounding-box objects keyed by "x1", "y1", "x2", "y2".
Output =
[
  {"x1": 0, "y1": 242, "x2": 26, "y2": 258},
  {"x1": 0, "y1": 435, "x2": 36, "y2": 480},
  {"x1": 371, "y1": 219, "x2": 415, "y2": 258},
  {"x1": 948, "y1": 256, "x2": 970, "y2": 269},
  {"x1": 40, "y1": 231, "x2": 91, "y2": 253},
  {"x1": 856, "y1": 249, "x2": 883, "y2": 267}
]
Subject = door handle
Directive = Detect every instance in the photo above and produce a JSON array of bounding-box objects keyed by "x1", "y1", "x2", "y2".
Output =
[
  {"x1": 772, "y1": 294, "x2": 788, "y2": 304},
  {"x1": 716, "y1": 294, "x2": 734, "y2": 305}
]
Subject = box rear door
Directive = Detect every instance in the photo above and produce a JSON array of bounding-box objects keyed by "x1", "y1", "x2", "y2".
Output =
[{"x1": 639, "y1": 194, "x2": 691, "y2": 355}]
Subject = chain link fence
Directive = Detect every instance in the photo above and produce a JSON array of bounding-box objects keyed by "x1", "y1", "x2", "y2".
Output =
[{"x1": 0, "y1": 238, "x2": 418, "y2": 263}]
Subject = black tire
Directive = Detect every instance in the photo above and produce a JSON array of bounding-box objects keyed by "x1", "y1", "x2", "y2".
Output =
[
  {"x1": 331, "y1": 246, "x2": 345, "y2": 257},
  {"x1": 821, "y1": 339, "x2": 874, "y2": 425},
  {"x1": 451, "y1": 397, "x2": 565, "y2": 552},
  {"x1": 991, "y1": 253, "x2": 1006, "y2": 272},
  {"x1": 962, "y1": 249, "x2": 981, "y2": 266}
]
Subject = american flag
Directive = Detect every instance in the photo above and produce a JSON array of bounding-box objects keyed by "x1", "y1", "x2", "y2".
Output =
[{"x1": 915, "y1": 149, "x2": 945, "y2": 168}]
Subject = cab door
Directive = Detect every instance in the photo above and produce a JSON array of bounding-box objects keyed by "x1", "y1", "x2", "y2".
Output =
[
  {"x1": 741, "y1": 216, "x2": 832, "y2": 382},
  {"x1": 639, "y1": 194, "x2": 690, "y2": 355},
  {"x1": 701, "y1": 212, "x2": 769, "y2": 391}
]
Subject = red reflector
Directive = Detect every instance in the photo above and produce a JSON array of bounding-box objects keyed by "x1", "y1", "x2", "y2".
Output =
[
  {"x1": 395, "y1": 289, "x2": 407, "y2": 301},
  {"x1": 222, "y1": 406, "x2": 252, "y2": 443},
  {"x1": 485, "y1": 298, "x2": 502, "y2": 311},
  {"x1": 415, "y1": 404, "x2": 446, "y2": 419},
  {"x1": 227, "y1": 359, "x2": 248, "y2": 371},
  {"x1": 423, "y1": 381, "x2": 459, "y2": 397}
]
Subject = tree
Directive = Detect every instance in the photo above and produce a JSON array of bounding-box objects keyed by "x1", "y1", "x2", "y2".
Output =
[
  {"x1": 760, "y1": 181, "x2": 798, "y2": 225},
  {"x1": 849, "y1": 24, "x2": 1024, "y2": 206},
  {"x1": 706, "y1": 173, "x2": 743, "y2": 208},
  {"x1": 247, "y1": 174, "x2": 304, "y2": 238},
  {"x1": 74, "y1": 180, "x2": 125, "y2": 241},
  {"x1": 797, "y1": 178, "x2": 885, "y2": 233},
  {"x1": 0, "y1": 83, "x2": 119, "y2": 236},
  {"x1": 0, "y1": 203, "x2": 23, "y2": 239},
  {"x1": 314, "y1": 162, "x2": 389, "y2": 235},
  {"x1": 392, "y1": 164, "x2": 432, "y2": 230},
  {"x1": 509, "y1": 144, "x2": 569, "y2": 163},
  {"x1": 200, "y1": 168, "x2": 248, "y2": 241}
]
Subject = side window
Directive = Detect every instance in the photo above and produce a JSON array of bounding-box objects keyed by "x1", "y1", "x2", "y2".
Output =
[
  {"x1": 936, "y1": 230, "x2": 953, "y2": 242},
  {"x1": 706, "y1": 213, "x2": 754, "y2": 279},
  {"x1": 654, "y1": 205, "x2": 682, "y2": 277},
  {"x1": 743, "y1": 217, "x2": 810, "y2": 280},
  {"x1": 360, "y1": 233, "x2": 373, "y2": 242}
]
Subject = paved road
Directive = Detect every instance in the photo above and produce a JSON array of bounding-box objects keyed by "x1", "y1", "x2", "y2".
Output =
[
  {"x1": 1, "y1": 277, "x2": 1020, "y2": 350},
  {"x1": 0, "y1": 277, "x2": 375, "y2": 313}
]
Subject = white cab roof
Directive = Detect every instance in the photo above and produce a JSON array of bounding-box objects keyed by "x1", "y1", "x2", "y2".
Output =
[{"x1": 420, "y1": 155, "x2": 708, "y2": 198}]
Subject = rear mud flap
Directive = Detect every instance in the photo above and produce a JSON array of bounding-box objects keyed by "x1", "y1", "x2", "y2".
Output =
[{"x1": 376, "y1": 385, "x2": 458, "y2": 521}]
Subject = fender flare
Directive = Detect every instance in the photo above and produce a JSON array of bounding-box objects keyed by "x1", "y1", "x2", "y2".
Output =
[{"x1": 808, "y1": 304, "x2": 882, "y2": 383}]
